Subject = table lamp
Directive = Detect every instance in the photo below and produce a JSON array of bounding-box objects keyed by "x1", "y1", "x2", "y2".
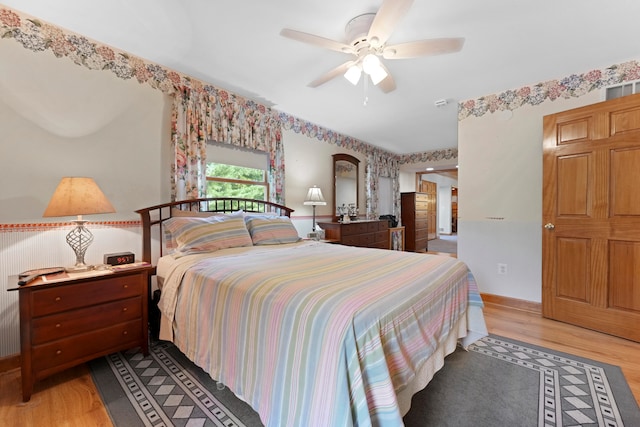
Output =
[
  {"x1": 303, "y1": 185, "x2": 326, "y2": 239},
  {"x1": 43, "y1": 177, "x2": 116, "y2": 271}
]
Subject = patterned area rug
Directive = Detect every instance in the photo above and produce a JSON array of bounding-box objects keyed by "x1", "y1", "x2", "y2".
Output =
[
  {"x1": 471, "y1": 336, "x2": 638, "y2": 426},
  {"x1": 89, "y1": 335, "x2": 640, "y2": 426}
]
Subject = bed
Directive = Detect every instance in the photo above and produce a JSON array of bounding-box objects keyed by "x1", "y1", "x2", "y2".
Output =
[{"x1": 136, "y1": 198, "x2": 487, "y2": 427}]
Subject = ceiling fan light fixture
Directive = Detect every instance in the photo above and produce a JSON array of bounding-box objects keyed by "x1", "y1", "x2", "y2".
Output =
[
  {"x1": 361, "y1": 53, "x2": 387, "y2": 85},
  {"x1": 369, "y1": 64, "x2": 388, "y2": 85},
  {"x1": 362, "y1": 53, "x2": 381, "y2": 74},
  {"x1": 344, "y1": 64, "x2": 362, "y2": 85}
]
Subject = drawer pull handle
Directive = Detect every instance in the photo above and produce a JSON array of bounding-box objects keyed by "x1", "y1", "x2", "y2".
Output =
[
  {"x1": 123, "y1": 285, "x2": 128, "y2": 289},
  {"x1": 123, "y1": 331, "x2": 128, "y2": 335},
  {"x1": 55, "y1": 297, "x2": 61, "y2": 302},
  {"x1": 55, "y1": 350, "x2": 62, "y2": 355},
  {"x1": 122, "y1": 308, "x2": 128, "y2": 312},
  {"x1": 55, "y1": 323, "x2": 61, "y2": 328}
]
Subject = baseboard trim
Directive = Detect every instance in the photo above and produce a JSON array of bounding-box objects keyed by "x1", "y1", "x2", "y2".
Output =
[
  {"x1": 0, "y1": 353, "x2": 20, "y2": 373},
  {"x1": 481, "y1": 293, "x2": 541, "y2": 314}
]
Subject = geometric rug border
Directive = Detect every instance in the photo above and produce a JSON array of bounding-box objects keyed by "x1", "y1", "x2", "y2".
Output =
[
  {"x1": 90, "y1": 341, "x2": 252, "y2": 427},
  {"x1": 90, "y1": 334, "x2": 639, "y2": 427},
  {"x1": 472, "y1": 334, "x2": 640, "y2": 427}
]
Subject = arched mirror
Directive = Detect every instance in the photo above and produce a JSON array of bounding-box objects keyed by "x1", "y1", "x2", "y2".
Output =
[{"x1": 333, "y1": 153, "x2": 360, "y2": 221}]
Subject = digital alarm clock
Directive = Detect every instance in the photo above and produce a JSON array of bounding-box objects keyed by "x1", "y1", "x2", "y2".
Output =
[{"x1": 104, "y1": 252, "x2": 135, "y2": 266}]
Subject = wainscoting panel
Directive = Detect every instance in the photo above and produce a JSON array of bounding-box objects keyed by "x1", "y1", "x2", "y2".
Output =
[{"x1": 0, "y1": 221, "x2": 143, "y2": 357}]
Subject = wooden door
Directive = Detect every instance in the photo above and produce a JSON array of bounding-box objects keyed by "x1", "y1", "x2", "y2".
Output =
[
  {"x1": 542, "y1": 93, "x2": 640, "y2": 342},
  {"x1": 419, "y1": 180, "x2": 437, "y2": 239}
]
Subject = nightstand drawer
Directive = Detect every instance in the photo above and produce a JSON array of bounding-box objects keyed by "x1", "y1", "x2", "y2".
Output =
[
  {"x1": 32, "y1": 296, "x2": 142, "y2": 345},
  {"x1": 32, "y1": 319, "x2": 142, "y2": 373},
  {"x1": 31, "y1": 275, "x2": 143, "y2": 317}
]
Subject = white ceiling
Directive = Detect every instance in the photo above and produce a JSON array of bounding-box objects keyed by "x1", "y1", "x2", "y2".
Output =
[{"x1": 3, "y1": 0, "x2": 640, "y2": 160}]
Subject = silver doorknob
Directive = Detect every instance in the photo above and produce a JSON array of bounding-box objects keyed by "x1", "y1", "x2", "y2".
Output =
[{"x1": 544, "y1": 223, "x2": 555, "y2": 230}]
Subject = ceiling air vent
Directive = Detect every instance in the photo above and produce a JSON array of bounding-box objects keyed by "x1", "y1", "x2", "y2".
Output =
[{"x1": 605, "y1": 80, "x2": 640, "y2": 100}]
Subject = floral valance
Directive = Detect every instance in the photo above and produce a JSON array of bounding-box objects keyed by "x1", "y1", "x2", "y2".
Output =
[
  {"x1": 0, "y1": 6, "x2": 404, "y2": 164},
  {"x1": 5, "y1": 6, "x2": 640, "y2": 165},
  {"x1": 171, "y1": 85, "x2": 284, "y2": 202}
]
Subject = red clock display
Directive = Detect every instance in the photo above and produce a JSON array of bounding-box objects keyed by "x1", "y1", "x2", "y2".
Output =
[{"x1": 104, "y1": 252, "x2": 135, "y2": 266}]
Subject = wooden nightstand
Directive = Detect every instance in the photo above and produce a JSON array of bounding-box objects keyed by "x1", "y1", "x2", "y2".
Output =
[{"x1": 10, "y1": 266, "x2": 152, "y2": 401}]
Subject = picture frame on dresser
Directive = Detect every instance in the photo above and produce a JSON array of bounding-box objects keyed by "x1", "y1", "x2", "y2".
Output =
[{"x1": 389, "y1": 226, "x2": 405, "y2": 251}]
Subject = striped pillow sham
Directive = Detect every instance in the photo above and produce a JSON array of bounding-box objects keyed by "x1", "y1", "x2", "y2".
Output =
[
  {"x1": 164, "y1": 214, "x2": 252, "y2": 254},
  {"x1": 245, "y1": 216, "x2": 301, "y2": 245}
]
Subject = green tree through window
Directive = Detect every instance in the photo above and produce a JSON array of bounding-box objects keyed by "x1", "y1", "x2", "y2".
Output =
[{"x1": 206, "y1": 163, "x2": 267, "y2": 200}]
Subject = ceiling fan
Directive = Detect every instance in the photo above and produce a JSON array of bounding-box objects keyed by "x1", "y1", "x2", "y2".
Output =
[{"x1": 280, "y1": 0, "x2": 464, "y2": 93}]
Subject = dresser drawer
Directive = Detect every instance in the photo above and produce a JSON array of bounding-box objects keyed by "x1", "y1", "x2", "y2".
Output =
[
  {"x1": 342, "y1": 223, "x2": 369, "y2": 236},
  {"x1": 31, "y1": 275, "x2": 143, "y2": 317},
  {"x1": 415, "y1": 237, "x2": 429, "y2": 251},
  {"x1": 32, "y1": 296, "x2": 142, "y2": 345},
  {"x1": 415, "y1": 200, "x2": 429, "y2": 211},
  {"x1": 372, "y1": 231, "x2": 386, "y2": 243},
  {"x1": 342, "y1": 235, "x2": 363, "y2": 246},
  {"x1": 416, "y1": 219, "x2": 429, "y2": 230},
  {"x1": 416, "y1": 228, "x2": 430, "y2": 240},
  {"x1": 415, "y1": 210, "x2": 428, "y2": 220},
  {"x1": 32, "y1": 319, "x2": 142, "y2": 373}
]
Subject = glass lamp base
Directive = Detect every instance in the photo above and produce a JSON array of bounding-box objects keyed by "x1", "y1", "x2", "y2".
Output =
[{"x1": 65, "y1": 264, "x2": 92, "y2": 273}]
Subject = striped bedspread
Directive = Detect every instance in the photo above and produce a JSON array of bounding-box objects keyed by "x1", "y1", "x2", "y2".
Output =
[{"x1": 157, "y1": 241, "x2": 486, "y2": 426}]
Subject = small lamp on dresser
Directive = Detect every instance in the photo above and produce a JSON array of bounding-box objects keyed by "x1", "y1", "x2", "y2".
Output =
[
  {"x1": 43, "y1": 176, "x2": 116, "y2": 271},
  {"x1": 303, "y1": 185, "x2": 326, "y2": 239}
]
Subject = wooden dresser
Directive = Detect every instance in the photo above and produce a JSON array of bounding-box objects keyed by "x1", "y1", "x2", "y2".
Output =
[
  {"x1": 13, "y1": 266, "x2": 152, "y2": 401},
  {"x1": 317, "y1": 220, "x2": 389, "y2": 249},
  {"x1": 401, "y1": 192, "x2": 429, "y2": 252}
]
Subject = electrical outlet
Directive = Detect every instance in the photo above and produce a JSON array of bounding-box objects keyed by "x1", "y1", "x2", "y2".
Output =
[{"x1": 497, "y1": 263, "x2": 508, "y2": 275}]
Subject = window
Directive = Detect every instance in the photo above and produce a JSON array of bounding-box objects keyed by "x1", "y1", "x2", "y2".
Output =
[
  {"x1": 205, "y1": 143, "x2": 269, "y2": 200},
  {"x1": 206, "y1": 163, "x2": 267, "y2": 200}
]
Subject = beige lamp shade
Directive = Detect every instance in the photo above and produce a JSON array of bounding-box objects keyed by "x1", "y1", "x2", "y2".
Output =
[
  {"x1": 303, "y1": 186, "x2": 327, "y2": 206},
  {"x1": 43, "y1": 177, "x2": 116, "y2": 217}
]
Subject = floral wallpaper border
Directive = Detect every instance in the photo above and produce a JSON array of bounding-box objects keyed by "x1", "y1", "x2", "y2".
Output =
[
  {"x1": 4, "y1": 7, "x2": 639, "y2": 168},
  {"x1": 458, "y1": 61, "x2": 640, "y2": 120},
  {"x1": 0, "y1": 6, "x2": 441, "y2": 164}
]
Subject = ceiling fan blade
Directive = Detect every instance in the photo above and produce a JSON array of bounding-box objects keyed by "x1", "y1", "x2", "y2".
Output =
[
  {"x1": 383, "y1": 38, "x2": 465, "y2": 59},
  {"x1": 308, "y1": 60, "x2": 358, "y2": 88},
  {"x1": 376, "y1": 62, "x2": 396, "y2": 93},
  {"x1": 280, "y1": 28, "x2": 354, "y2": 54},
  {"x1": 367, "y1": 0, "x2": 414, "y2": 47}
]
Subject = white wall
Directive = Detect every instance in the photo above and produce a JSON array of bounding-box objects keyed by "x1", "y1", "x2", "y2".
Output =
[
  {"x1": 0, "y1": 39, "x2": 171, "y2": 357},
  {"x1": 0, "y1": 39, "x2": 171, "y2": 223},
  {"x1": 398, "y1": 171, "x2": 416, "y2": 193},
  {"x1": 284, "y1": 131, "x2": 366, "y2": 234},
  {"x1": 458, "y1": 92, "x2": 602, "y2": 303}
]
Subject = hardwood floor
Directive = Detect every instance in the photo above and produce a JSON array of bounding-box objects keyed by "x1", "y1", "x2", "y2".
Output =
[{"x1": 1, "y1": 302, "x2": 638, "y2": 426}]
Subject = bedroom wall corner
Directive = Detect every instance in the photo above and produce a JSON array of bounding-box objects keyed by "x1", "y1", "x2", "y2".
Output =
[
  {"x1": 457, "y1": 90, "x2": 602, "y2": 303},
  {"x1": 0, "y1": 37, "x2": 170, "y2": 357},
  {"x1": 283, "y1": 129, "x2": 367, "y2": 235}
]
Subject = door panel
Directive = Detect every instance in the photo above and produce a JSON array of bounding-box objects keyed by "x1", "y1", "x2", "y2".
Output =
[
  {"x1": 556, "y1": 238, "x2": 589, "y2": 302},
  {"x1": 609, "y1": 241, "x2": 640, "y2": 312},
  {"x1": 610, "y1": 106, "x2": 640, "y2": 136},
  {"x1": 543, "y1": 93, "x2": 640, "y2": 342},
  {"x1": 557, "y1": 154, "x2": 590, "y2": 216},
  {"x1": 558, "y1": 118, "x2": 591, "y2": 143},
  {"x1": 611, "y1": 148, "x2": 640, "y2": 215}
]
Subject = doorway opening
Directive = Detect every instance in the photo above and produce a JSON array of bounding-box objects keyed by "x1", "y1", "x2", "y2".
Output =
[{"x1": 417, "y1": 168, "x2": 458, "y2": 255}]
